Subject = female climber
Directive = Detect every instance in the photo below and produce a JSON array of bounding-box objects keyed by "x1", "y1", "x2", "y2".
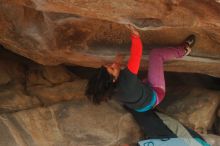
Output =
[{"x1": 86, "y1": 24, "x2": 196, "y2": 112}]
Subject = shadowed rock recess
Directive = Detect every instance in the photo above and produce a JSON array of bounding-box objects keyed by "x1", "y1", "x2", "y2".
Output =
[{"x1": 0, "y1": 0, "x2": 220, "y2": 146}]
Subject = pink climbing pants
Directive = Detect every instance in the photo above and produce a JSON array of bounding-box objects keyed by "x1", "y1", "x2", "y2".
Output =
[{"x1": 147, "y1": 44, "x2": 187, "y2": 105}]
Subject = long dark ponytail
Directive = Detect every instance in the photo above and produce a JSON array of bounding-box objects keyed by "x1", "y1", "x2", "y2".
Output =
[{"x1": 86, "y1": 66, "x2": 116, "y2": 104}]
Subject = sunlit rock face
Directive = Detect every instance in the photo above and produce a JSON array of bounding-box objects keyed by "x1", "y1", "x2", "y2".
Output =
[{"x1": 0, "y1": 0, "x2": 220, "y2": 77}]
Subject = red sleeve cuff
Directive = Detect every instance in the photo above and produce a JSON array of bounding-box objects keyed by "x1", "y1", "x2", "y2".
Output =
[{"x1": 131, "y1": 34, "x2": 140, "y2": 39}]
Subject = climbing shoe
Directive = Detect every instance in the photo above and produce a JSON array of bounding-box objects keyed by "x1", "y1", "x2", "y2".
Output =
[
  {"x1": 184, "y1": 34, "x2": 196, "y2": 48},
  {"x1": 183, "y1": 34, "x2": 196, "y2": 56}
]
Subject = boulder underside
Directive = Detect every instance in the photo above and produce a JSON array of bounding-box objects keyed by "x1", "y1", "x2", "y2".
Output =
[{"x1": 0, "y1": 0, "x2": 220, "y2": 77}]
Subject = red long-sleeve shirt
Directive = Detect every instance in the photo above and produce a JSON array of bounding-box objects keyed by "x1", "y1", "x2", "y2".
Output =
[
  {"x1": 126, "y1": 34, "x2": 165, "y2": 106},
  {"x1": 127, "y1": 34, "x2": 142, "y2": 74}
]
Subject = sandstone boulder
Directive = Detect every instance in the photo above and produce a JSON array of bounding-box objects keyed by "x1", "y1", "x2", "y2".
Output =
[
  {"x1": 0, "y1": 82, "x2": 40, "y2": 113},
  {"x1": 0, "y1": 1, "x2": 220, "y2": 77},
  {"x1": 0, "y1": 48, "x2": 87, "y2": 112},
  {"x1": 0, "y1": 51, "x2": 41, "y2": 113},
  {"x1": 27, "y1": 80, "x2": 87, "y2": 105},
  {"x1": 0, "y1": 100, "x2": 141, "y2": 146},
  {"x1": 161, "y1": 87, "x2": 220, "y2": 134},
  {"x1": 26, "y1": 64, "x2": 87, "y2": 105},
  {"x1": 26, "y1": 63, "x2": 76, "y2": 87}
]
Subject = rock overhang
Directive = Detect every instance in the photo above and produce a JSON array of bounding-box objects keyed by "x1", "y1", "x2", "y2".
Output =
[{"x1": 0, "y1": 0, "x2": 220, "y2": 77}]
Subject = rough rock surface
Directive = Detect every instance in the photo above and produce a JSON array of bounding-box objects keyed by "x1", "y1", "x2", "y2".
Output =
[
  {"x1": 0, "y1": 50, "x2": 41, "y2": 113},
  {"x1": 1, "y1": 99, "x2": 220, "y2": 146},
  {"x1": 0, "y1": 48, "x2": 87, "y2": 109},
  {"x1": 161, "y1": 87, "x2": 220, "y2": 133},
  {"x1": 159, "y1": 72, "x2": 220, "y2": 134},
  {"x1": 0, "y1": 1, "x2": 220, "y2": 77},
  {"x1": 26, "y1": 64, "x2": 87, "y2": 105},
  {"x1": 0, "y1": 100, "x2": 141, "y2": 146}
]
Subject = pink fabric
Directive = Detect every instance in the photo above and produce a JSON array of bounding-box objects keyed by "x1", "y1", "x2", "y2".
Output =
[{"x1": 147, "y1": 45, "x2": 187, "y2": 105}]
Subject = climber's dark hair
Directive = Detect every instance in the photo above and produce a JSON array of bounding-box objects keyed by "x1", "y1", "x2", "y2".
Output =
[{"x1": 86, "y1": 66, "x2": 116, "y2": 104}]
